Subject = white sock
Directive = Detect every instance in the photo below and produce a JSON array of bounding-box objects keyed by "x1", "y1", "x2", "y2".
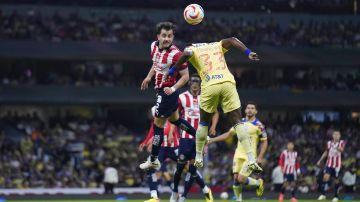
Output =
[
  {"x1": 150, "y1": 190, "x2": 158, "y2": 199},
  {"x1": 202, "y1": 186, "x2": 210, "y2": 194}
]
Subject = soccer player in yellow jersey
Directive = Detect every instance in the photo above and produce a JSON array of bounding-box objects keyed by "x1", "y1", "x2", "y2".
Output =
[
  {"x1": 169, "y1": 37, "x2": 262, "y2": 173},
  {"x1": 208, "y1": 102, "x2": 268, "y2": 200}
]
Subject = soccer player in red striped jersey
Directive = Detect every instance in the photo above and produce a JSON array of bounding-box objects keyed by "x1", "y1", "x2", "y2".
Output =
[
  {"x1": 317, "y1": 130, "x2": 345, "y2": 202},
  {"x1": 139, "y1": 107, "x2": 180, "y2": 202},
  {"x1": 171, "y1": 74, "x2": 219, "y2": 202},
  {"x1": 278, "y1": 142, "x2": 301, "y2": 202},
  {"x1": 140, "y1": 22, "x2": 197, "y2": 173}
]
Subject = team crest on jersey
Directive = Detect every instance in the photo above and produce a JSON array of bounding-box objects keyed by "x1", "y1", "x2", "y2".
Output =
[{"x1": 179, "y1": 154, "x2": 185, "y2": 160}]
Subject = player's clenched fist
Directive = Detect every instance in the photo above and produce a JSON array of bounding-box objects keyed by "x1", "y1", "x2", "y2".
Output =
[{"x1": 248, "y1": 52, "x2": 259, "y2": 61}]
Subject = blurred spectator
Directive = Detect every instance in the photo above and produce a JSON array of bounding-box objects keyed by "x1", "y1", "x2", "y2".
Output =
[
  {"x1": 272, "y1": 165, "x2": 284, "y2": 192},
  {"x1": 103, "y1": 164, "x2": 119, "y2": 194},
  {"x1": 342, "y1": 166, "x2": 357, "y2": 193}
]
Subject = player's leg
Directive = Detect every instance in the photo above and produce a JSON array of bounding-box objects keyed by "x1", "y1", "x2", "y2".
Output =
[
  {"x1": 237, "y1": 160, "x2": 263, "y2": 197},
  {"x1": 279, "y1": 176, "x2": 288, "y2": 202},
  {"x1": 180, "y1": 172, "x2": 194, "y2": 202},
  {"x1": 188, "y1": 162, "x2": 213, "y2": 202},
  {"x1": 290, "y1": 179, "x2": 298, "y2": 202},
  {"x1": 194, "y1": 108, "x2": 213, "y2": 167},
  {"x1": 195, "y1": 84, "x2": 220, "y2": 167},
  {"x1": 169, "y1": 109, "x2": 197, "y2": 136},
  {"x1": 147, "y1": 169, "x2": 159, "y2": 200},
  {"x1": 332, "y1": 169, "x2": 340, "y2": 202},
  {"x1": 233, "y1": 158, "x2": 243, "y2": 202},
  {"x1": 318, "y1": 169, "x2": 331, "y2": 200},
  {"x1": 221, "y1": 82, "x2": 260, "y2": 172}
]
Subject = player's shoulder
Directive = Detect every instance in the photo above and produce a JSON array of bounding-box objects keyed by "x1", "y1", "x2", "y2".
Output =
[
  {"x1": 169, "y1": 44, "x2": 181, "y2": 53},
  {"x1": 253, "y1": 118, "x2": 265, "y2": 129},
  {"x1": 151, "y1": 41, "x2": 157, "y2": 49},
  {"x1": 179, "y1": 91, "x2": 190, "y2": 101}
]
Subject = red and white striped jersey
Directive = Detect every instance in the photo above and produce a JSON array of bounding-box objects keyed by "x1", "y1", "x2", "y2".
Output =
[
  {"x1": 178, "y1": 91, "x2": 200, "y2": 139},
  {"x1": 140, "y1": 121, "x2": 179, "y2": 148},
  {"x1": 279, "y1": 150, "x2": 300, "y2": 174},
  {"x1": 150, "y1": 41, "x2": 187, "y2": 89},
  {"x1": 325, "y1": 140, "x2": 345, "y2": 169}
]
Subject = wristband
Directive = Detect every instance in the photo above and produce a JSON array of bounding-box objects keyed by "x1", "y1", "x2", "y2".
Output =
[
  {"x1": 171, "y1": 86, "x2": 176, "y2": 92},
  {"x1": 244, "y1": 48, "x2": 251, "y2": 56}
]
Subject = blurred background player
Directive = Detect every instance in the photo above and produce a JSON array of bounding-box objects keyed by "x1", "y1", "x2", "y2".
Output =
[
  {"x1": 103, "y1": 163, "x2": 119, "y2": 195},
  {"x1": 171, "y1": 73, "x2": 219, "y2": 202},
  {"x1": 208, "y1": 102, "x2": 268, "y2": 201},
  {"x1": 278, "y1": 142, "x2": 301, "y2": 202},
  {"x1": 169, "y1": 37, "x2": 262, "y2": 173},
  {"x1": 317, "y1": 130, "x2": 345, "y2": 202},
  {"x1": 139, "y1": 107, "x2": 179, "y2": 202},
  {"x1": 140, "y1": 22, "x2": 197, "y2": 170}
]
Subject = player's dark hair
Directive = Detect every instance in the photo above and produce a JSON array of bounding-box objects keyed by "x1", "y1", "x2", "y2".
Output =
[
  {"x1": 190, "y1": 73, "x2": 200, "y2": 79},
  {"x1": 246, "y1": 101, "x2": 258, "y2": 109},
  {"x1": 156, "y1": 22, "x2": 176, "y2": 34}
]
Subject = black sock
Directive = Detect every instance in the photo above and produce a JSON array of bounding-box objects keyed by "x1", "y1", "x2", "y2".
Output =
[
  {"x1": 281, "y1": 186, "x2": 285, "y2": 194},
  {"x1": 173, "y1": 163, "x2": 185, "y2": 192},
  {"x1": 150, "y1": 125, "x2": 164, "y2": 161},
  {"x1": 171, "y1": 118, "x2": 196, "y2": 136},
  {"x1": 334, "y1": 183, "x2": 340, "y2": 197},
  {"x1": 291, "y1": 187, "x2": 296, "y2": 197},
  {"x1": 147, "y1": 169, "x2": 158, "y2": 192}
]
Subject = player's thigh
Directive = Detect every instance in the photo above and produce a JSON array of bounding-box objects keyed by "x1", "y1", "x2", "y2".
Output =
[
  {"x1": 154, "y1": 116, "x2": 167, "y2": 127},
  {"x1": 168, "y1": 108, "x2": 179, "y2": 122},
  {"x1": 233, "y1": 158, "x2": 245, "y2": 175},
  {"x1": 220, "y1": 82, "x2": 241, "y2": 114},
  {"x1": 200, "y1": 85, "x2": 220, "y2": 114},
  {"x1": 239, "y1": 159, "x2": 252, "y2": 177}
]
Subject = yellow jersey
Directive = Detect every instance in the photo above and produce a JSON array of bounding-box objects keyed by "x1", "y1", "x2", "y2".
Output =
[
  {"x1": 185, "y1": 41, "x2": 236, "y2": 89},
  {"x1": 230, "y1": 118, "x2": 267, "y2": 159}
]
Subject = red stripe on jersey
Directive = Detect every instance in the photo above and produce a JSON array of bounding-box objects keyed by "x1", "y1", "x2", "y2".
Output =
[
  {"x1": 185, "y1": 93, "x2": 191, "y2": 108},
  {"x1": 151, "y1": 43, "x2": 157, "y2": 58}
]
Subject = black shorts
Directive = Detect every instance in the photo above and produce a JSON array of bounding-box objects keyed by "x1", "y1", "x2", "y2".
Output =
[
  {"x1": 178, "y1": 138, "x2": 196, "y2": 162},
  {"x1": 324, "y1": 167, "x2": 341, "y2": 178},
  {"x1": 158, "y1": 147, "x2": 178, "y2": 172},
  {"x1": 154, "y1": 89, "x2": 179, "y2": 118},
  {"x1": 284, "y1": 174, "x2": 296, "y2": 182}
]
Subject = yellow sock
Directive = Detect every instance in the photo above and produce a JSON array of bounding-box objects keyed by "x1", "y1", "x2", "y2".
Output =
[
  {"x1": 234, "y1": 123, "x2": 255, "y2": 162},
  {"x1": 195, "y1": 125, "x2": 208, "y2": 154},
  {"x1": 233, "y1": 185, "x2": 242, "y2": 201}
]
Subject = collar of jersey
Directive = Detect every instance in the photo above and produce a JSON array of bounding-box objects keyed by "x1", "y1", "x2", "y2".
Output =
[{"x1": 156, "y1": 41, "x2": 173, "y2": 51}]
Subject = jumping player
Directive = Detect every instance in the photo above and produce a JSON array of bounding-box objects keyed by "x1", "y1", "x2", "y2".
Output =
[
  {"x1": 317, "y1": 131, "x2": 345, "y2": 202},
  {"x1": 208, "y1": 102, "x2": 267, "y2": 201},
  {"x1": 140, "y1": 22, "x2": 197, "y2": 171},
  {"x1": 169, "y1": 37, "x2": 262, "y2": 173},
  {"x1": 278, "y1": 142, "x2": 301, "y2": 202}
]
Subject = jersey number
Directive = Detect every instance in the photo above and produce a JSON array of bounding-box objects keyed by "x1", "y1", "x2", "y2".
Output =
[{"x1": 199, "y1": 51, "x2": 226, "y2": 72}]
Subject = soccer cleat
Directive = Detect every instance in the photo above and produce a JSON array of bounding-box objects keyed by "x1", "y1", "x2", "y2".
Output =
[
  {"x1": 332, "y1": 197, "x2": 339, "y2": 202},
  {"x1": 318, "y1": 195, "x2": 326, "y2": 200},
  {"x1": 139, "y1": 157, "x2": 161, "y2": 170},
  {"x1": 278, "y1": 193, "x2": 284, "y2": 202},
  {"x1": 247, "y1": 162, "x2": 263, "y2": 173},
  {"x1": 291, "y1": 197, "x2": 298, "y2": 202},
  {"x1": 170, "y1": 192, "x2": 178, "y2": 202},
  {"x1": 178, "y1": 195, "x2": 186, "y2": 202},
  {"x1": 256, "y1": 179, "x2": 264, "y2": 197},
  {"x1": 144, "y1": 198, "x2": 160, "y2": 202},
  {"x1": 194, "y1": 154, "x2": 203, "y2": 168},
  {"x1": 204, "y1": 189, "x2": 214, "y2": 202}
]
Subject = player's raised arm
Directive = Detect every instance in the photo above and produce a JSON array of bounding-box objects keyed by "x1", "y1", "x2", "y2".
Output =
[
  {"x1": 221, "y1": 37, "x2": 259, "y2": 61},
  {"x1": 168, "y1": 48, "x2": 193, "y2": 75},
  {"x1": 208, "y1": 127, "x2": 236, "y2": 144}
]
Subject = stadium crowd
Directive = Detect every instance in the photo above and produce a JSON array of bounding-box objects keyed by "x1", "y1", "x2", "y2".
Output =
[
  {"x1": 0, "y1": 111, "x2": 358, "y2": 192},
  {"x1": 1, "y1": 63, "x2": 360, "y2": 91},
  {"x1": 1, "y1": 9, "x2": 360, "y2": 47},
  {"x1": 0, "y1": 0, "x2": 354, "y2": 14}
]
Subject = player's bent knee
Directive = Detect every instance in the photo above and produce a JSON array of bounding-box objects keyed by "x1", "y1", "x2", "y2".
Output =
[
  {"x1": 237, "y1": 175, "x2": 247, "y2": 184},
  {"x1": 323, "y1": 174, "x2": 330, "y2": 181},
  {"x1": 154, "y1": 117, "x2": 166, "y2": 127}
]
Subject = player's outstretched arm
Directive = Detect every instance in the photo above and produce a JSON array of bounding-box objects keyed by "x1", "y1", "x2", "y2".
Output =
[
  {"x1": 208, "y1": 128, "x2": 236, "y2": 144},
  {"x1": 141, "y1": 65, "x2": 155, "y2": 90},
  {"x1": 168, "y1": 50, "x2": 192, "y2": 76},
  {"x1": 221, "y1": 37, "x2": 259, "y2": 61}
]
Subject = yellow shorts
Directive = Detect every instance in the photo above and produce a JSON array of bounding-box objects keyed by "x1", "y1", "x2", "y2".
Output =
[
  {"x1": 233, "y1": 158, "x2": 252, "y2": 177},
  {"x1": 200, "y1": 82, "x2": 241, "y2": 113}
]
